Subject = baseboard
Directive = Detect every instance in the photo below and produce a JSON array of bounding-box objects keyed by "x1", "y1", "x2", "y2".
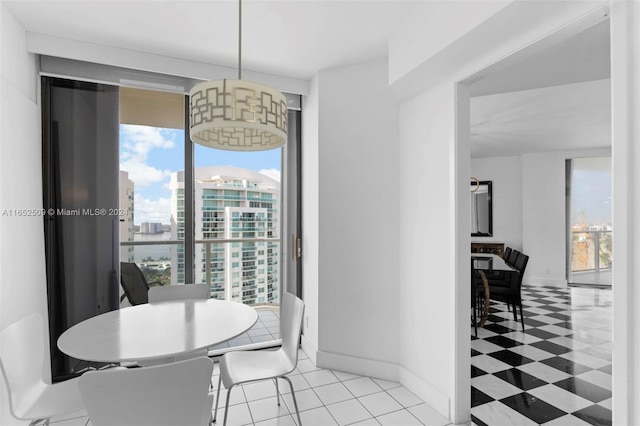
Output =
[
  {"x1": 316, "y1": 350, "x2": 450, "y2": 420},
  {"x1": 316, "y1": 350, "x2": 399, "y2": 382},
  {"x1": 397, "y1": 366, "x2": 451, "y2": 420},
  {"x1": 523, "y1": 277, "x2": 567, "y2": 288},
  {"x1": 300, "y1": 333, "x2": 318, "y2": 365}
]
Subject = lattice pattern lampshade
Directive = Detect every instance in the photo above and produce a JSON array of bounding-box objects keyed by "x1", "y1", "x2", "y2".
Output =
[{"x1": 189, "y1": 79, "x2": 288, "y2": 151}]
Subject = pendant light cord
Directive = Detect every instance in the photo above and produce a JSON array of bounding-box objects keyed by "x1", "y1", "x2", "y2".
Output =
[{"x1": 238, "y1": 0, "x2": 242, "y2": 80}]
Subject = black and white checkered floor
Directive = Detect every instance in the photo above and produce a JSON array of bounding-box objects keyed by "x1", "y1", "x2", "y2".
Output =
[{"x1": 471, "y1": 285, "x2": 612, "y2": 426}]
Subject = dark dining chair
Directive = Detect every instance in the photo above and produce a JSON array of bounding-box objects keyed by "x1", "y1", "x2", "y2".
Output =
[
  {"x1": 484, "y1": 253, "x2": 513, "y2": 287},
  {"x1": 120, "y1": 261, "x2": 162, "y2": 305},
  {"x1": 507, "y1": 249, "x2": 520, "y2": 266},
  {"x1": 487, "y1": 252, "x2": 529, "y2": 331},
  {"x1": 503, "y1": 247, "x2": 512, "y2": 261}
]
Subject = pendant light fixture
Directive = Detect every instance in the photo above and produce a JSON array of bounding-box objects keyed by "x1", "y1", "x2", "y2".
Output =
[{"x1": 189, "y1": 0, "x2": 287, "y2": 151}]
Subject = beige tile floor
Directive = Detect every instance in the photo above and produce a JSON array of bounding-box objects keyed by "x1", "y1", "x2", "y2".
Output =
[{"x1": 49, "y1": 349, "x2": 451, "y2": 426}]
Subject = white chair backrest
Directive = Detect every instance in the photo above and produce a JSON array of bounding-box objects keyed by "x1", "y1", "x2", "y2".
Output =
[
  {"x1": 148, "y1": 284, "x2": 209, "y2": 303},
  {"x1": 0, "y1": 312, "x2": 46, "y2": 416},
  {"x1": 280, "y1": 292, "x2": 305, "y2": 367},
  {"x1": 79, "y1": 356, "x2": 214, "y2": 426}
]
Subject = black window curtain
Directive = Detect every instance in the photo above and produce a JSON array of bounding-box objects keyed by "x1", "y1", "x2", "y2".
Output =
[{"x1": 41, "y1": 77, "x2": 120, "y2": 381}]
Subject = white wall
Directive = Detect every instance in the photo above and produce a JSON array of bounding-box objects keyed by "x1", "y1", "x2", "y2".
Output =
[
  {"x1": 521, "y1": 152, "x2": 568, "y2": 286},
  {"x1": 610, "y1": 2, "x2": 640, "y2": 422},
  {"x1": 0, "y1": 4, "x2": 48, "y2": 425},
  {"x1": 308, "y1": 59, "x2": 401, "y2": 371},
  {"x1": 398, "y1": 83, "x2": 460, "y2": 417},
  {"x1": 388, "y1": 1, "x2": 510, "y2": 85},
  {"x1": 389, "y1": 1, "x2": 607, "y2": 100}
]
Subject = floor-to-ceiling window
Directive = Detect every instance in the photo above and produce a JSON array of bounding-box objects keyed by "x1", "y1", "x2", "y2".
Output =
[
  {"x1": 42, "y1": 61, "x2": 302, "y2": 379},
  {"x1": 566, "y1": 157, "x2": 612, "y2": 287},
  {"x1": 118, "y1": 86, "x2": 301, "y2": 352},
  {"x1": 119, "y1": 87, "x2": 185, "y2": 289}
]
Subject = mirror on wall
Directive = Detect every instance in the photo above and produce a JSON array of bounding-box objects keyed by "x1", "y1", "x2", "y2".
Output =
[{"x1": 471, "y1": 180, "x2": 493, "y2": 236}]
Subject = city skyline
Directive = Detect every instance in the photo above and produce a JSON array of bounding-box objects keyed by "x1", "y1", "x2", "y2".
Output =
[{"x1": 119, "y1": 124, "x2": 282, "y2": 224}]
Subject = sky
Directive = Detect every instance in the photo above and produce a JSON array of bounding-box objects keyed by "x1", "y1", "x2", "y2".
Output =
[
  {"x1": 570, "y1": 157, "x2": 612, "y2": 226},
  {"x1": 119, "y1": 124, "x2": 281, "y2": 225}
]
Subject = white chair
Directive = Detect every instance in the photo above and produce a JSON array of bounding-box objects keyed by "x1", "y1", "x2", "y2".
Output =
[
  {"x1": 214, "y1": 292, "x2": 305, "y2": 426},
  {"x1": 0, "y1": 312, "x2": 85, "y2": 425},
  {"x1": 148, "y1": 283, "x2": 210, "y2": 302},
  {"x1": 79, "y1": 356, "x2": 214, "y2": 426},
  {"x1": 139, "y1": 284, "x2": 211, "y2": 367}
]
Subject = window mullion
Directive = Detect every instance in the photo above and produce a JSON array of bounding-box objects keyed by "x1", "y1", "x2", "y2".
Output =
[{"x1": 184, "y1": 95, "x2": 195, "y2": 284}]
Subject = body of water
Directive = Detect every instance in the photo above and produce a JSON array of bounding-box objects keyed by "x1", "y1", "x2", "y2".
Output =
[{"x1": 132, "y1": 231, "x2": 172, "y2": 262}]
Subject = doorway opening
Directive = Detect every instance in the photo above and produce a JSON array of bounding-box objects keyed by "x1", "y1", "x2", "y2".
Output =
[{"x1": 458, "y1": 7, "x2": 613, "y2": 426}]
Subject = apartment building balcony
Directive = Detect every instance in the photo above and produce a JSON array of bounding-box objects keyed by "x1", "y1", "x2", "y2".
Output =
[{"x1": 570, "y1": 230, "x2": 612, "y2": 286}]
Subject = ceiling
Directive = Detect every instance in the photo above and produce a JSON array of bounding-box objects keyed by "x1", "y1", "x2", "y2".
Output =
[
  {"x1": 470, "y1": 78, "x2": 611, "y2": 158},
  {"x1": 4, "y1": 1, "x2": 612, "y2": 158},
  {"x1": 3, "y1": 0, "x2": 433, "y2": 80},
  {"x1": 470, "y1": 19, "x2": 610, "y2": 98},
  {"x1": 469, "y1": 19, "x2": 611, "y2": 158}
]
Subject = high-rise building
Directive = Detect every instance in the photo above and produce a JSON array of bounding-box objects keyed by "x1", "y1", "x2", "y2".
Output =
[
  {"x1": 140, "y1": 222, "x2": 163, "y2": 234},
  {"x1": 119, "y1": 170, "x2": 135, "y2": 262},
  {"x1": 170, "y1": 166, "x2": 280, "y2": 306}
]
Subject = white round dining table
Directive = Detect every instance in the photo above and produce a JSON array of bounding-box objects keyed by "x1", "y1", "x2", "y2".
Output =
[{"x1": 57, "y1": 299, "x2": 258, "y2": 363}]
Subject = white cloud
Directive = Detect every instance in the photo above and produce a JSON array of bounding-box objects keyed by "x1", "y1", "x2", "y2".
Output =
[
  {"x1": 121, "y1": 125, "x2": 175, "y2": 161},
  {"x1": 121, "y1": 159, "x2": 171, "y2": 188},
  {"x1": 259, "y1": 168, "x2": 281, "y2": 182},
  {"x1": 120, "y1": 124, "x2": 175, "y2": 187},
  {"x1": 133, "y1": 195, "x2": 172, "y2": 224}
]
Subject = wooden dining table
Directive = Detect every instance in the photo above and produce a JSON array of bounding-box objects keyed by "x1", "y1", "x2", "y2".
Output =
[
  {"x1": 472, "y1": 253, "x2": 517, "y2": 326},
  {"x1": 57, "y1": 299, "x2": 258, "y2": 364}
]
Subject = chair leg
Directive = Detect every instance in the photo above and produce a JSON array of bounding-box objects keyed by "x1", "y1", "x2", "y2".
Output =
[
  {"x1": 213, "y1": 374, "x2": 223, "y2": 423},
  {"x1": 29, "y1": 419, "x2": 49, "y2": 426},
  {"x1": 274, "y1": 378, "x2": 281, "y2": 406},
  {"x1": 222, "y1": 385, "x2": 234, "y2": 426},
  {"x1": 472, "y1": 299, "x2": 478, "y2": 338},
  {"x1": 281, "y1": 376, "x2": 302, "y2": 426},
  {"x1": 519, "y1": 303, "x2": 525, "y2": 332}
]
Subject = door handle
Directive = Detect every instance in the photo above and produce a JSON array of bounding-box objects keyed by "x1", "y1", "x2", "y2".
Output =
[{"x1": 292, "y1": 234, "x2": 301, "y2": 260}]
